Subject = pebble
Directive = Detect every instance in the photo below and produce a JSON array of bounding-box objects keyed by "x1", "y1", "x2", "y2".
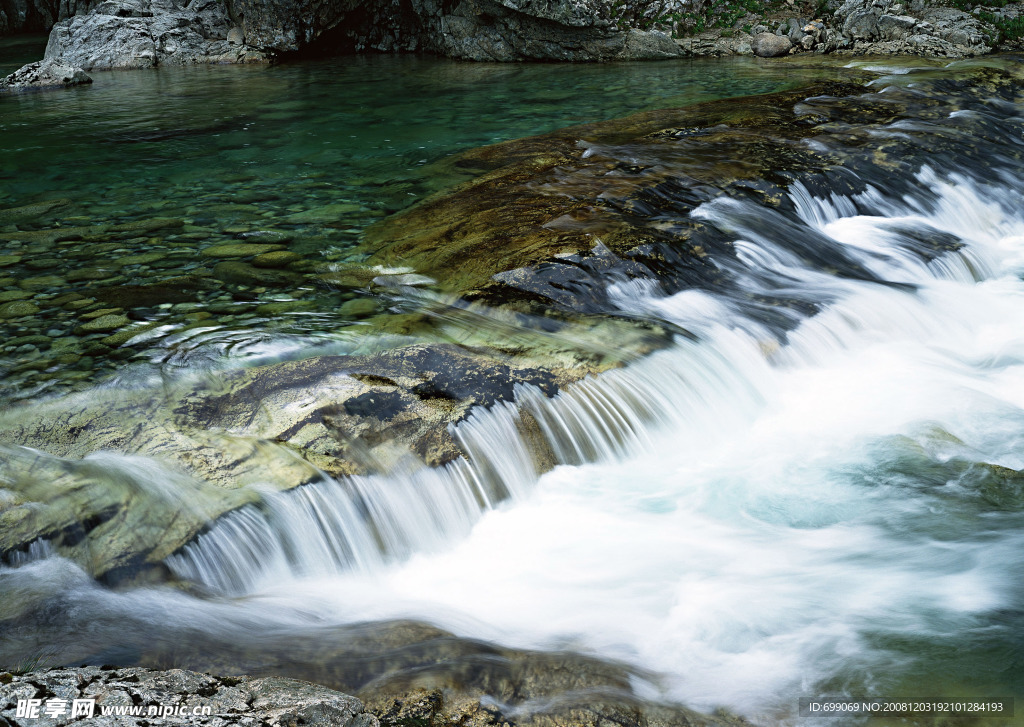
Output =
[
  {"x1": 0, "y1": 300, "x2": 40, "y2": 318},
  {"x1": 76, "y1": 314, "x2": 129, "y2": 334},
  {"x1": 252, "y1": 251, "x2": 302, "y2": 269},
  {"x1": 285, "y1": 203, "x2": 361, "y2": 224},
  {"x1": 339, "y1": 298, "x2": 379, "y2": 318},
  {"x1": 80, "y1": 307, "x2": 124, "y2": 320},
  {"x1": 18, "y1": 275, "x2": 64, "y2": 290},
  {"x1": 0, "y1": 255, "x2": 22, "y2": 267},
  {"x1": 236, "y1": 230, "x2": 293, "y2": 245},
  {"x1": 255, "y1": 300, "x2": 315, "y2": 315},
  {"x1": 201, "y1": 243, "x2": 286, "y2": 258},
  {"x1": 115, "y1": 252, "x2": 166, "y2": 266},
  {"x1": 0, "y1": 290, "x2": 33, "y2": 302}
]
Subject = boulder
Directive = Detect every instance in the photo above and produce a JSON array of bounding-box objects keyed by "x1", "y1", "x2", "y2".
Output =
[
  {"x1": 834, "y1": 0, "x2": 994, "y2": 56},
  {"x1": 751, "y1": 31, "x2": 792, "y2": 56},
  {"x1": 0, "y1": 58, "x2": 91, "y2": 92},
  {"x1": 44, "y1": 0, "x2": 267, "y2": 70}
]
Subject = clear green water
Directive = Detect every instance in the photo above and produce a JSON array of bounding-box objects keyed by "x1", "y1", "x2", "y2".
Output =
[{"x1": 0, "y1": 48, "x2": 864, "y2": 403}]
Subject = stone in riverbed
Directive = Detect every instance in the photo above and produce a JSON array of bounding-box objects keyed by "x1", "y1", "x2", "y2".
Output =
[
  {"x1": 18, "y1": 275, "x2": 64, "y2": 290},
  {"x1": 339, "y1": 298, "x2": 379, "y2": 318},
  {"x1": 752, "y1": 32, "x2": 793, "y2": 56},
  {"x1": 237, "y1": 229, "x2": 293, "y2": 245},
  {"x1": 254, "y1": 300, "x2": 315, "y2": 314},
  {"x1": 286, "y1": 203, "x2": 362, "y2": 224},
  {"x1": 76, "y1": 313, "x2": 129, "y2": 333},
  {"x1": 0, "y1": 59, "x2": 92, "y2": 93},
  {"x1": 0, "y1": 300, "x2": 40, "y2": 318},
  {"x1": 252, "y1": 250, "x2": 303, "y2": 268},
  {"x1": 201, "y1": 243, "x2": 286, "y2": 258},
  {"x1": 0, "y1": 290, "x2": 33, "y2": 302},
  {"x1": 213, "y1": 261, "x2": 302, "y2": 287}
]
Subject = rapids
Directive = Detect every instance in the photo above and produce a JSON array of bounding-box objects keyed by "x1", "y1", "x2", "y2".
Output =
[{"x1": 3, "y1": 58, "x2": 1024, "y2": 725}]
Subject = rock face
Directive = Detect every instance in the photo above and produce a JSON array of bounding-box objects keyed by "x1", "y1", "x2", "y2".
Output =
[
  {"x1": 39, "y1": 0, "x2": 686, "y2": 65},
  {"x1": 0, "y1": 667, "x2": 378, "y2": 727},
  {"x1": 0, "y1": 58, "x2": 91, "y2": 92},
  {"x1": 44, "y1": 0, "x2": 266, "y2": 70},
  {"x1": 833, "y1": 0, "x2": 993, "y2": 56},
  {"x1": 225, "y1": 0, "x2": 684, "y2": 60}
]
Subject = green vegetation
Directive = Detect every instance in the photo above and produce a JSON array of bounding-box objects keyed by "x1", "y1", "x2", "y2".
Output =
[
  {"x1": 607, "y1": 0, "x2": 828, "y2": 37},
  {"x1": 943, "y1": 0, "x2": 1024, "y2": 42}
]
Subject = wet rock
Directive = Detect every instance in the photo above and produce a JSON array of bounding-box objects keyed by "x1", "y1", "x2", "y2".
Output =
[
  {"x1": 254, "y1": 300, "x2": 315, "y2": 314},
  {"x1": 0, "y1": 290, "x2": 33, "y2": 302},
  {"x1": 0, "y1": 200, "x2": 71, "y2": 224},
  {"x1": 212, "y1": 261, "x2": 303, "y2": 287},
  {"x1": 201, "y1": 243, "x2": 286, "y2": 258},
  {"x1": 75, "y1": 313, "x2": 129, "y2": 333},
  {"x1": 252, "y1": 250, "x2": 302, "y2": 268},
  {"x1": 751, "y1": 31, "x2": 792, "y2": 56},
  {"x1": 339, "y1": 298, "x2": 379, "y2": 318},
  {"x1": 0, "y1": 301, "x2": 40, "y2": 318},
  {"x1": 236, "y1": 229, "x2": 293, "y2": 245},
  {"x1": 0, "y1": 59, "x2": 91, "y2": 92},
  {"x1": 285, "y1": 203, "x2": 362, "y2": 224}
]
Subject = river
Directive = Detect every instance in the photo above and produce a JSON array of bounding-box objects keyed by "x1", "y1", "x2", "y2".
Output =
[{"x1": 1, "y1": 46, "x2": 1022, "y2": 726}]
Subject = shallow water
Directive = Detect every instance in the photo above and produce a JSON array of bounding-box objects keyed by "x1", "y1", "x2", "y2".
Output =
[
  {"x1": 0, "y1": 51, "x2": 867, "y2": 403},
  {"x1": 2, "y1": 51, "x2": 1024, "y2": 726}
]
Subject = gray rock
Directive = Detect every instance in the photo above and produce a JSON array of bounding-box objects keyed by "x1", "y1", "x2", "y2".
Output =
[
  {"x1": 834, "y1": 0, "x2": 993, "y2": 56},
  {"x1": 0, "y1": 58, "x2": 91, "y2": 92},
  {"x1": 751, "y1": 31, "x2": 792, "y2": 56},
  {"x1": 0, "y1": 668, "x2": 379, "y2": 727},
  {"x1": 44, "y1": 0, "x2": 267, "y2": 70}
]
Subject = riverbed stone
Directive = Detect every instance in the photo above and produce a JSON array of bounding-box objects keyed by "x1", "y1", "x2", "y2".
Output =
[
  {"x1": 237, "y1": 229, "x2": 293, "y2": 245},
  {"x1": 285, "y1": 203, "x2": 362, "y2": 224},
  {"x1": 0, "y1": 300, "x2": 40, "y2": 318},
  {"x1": 339, "y1": 298, "x2": 379, "y2": 318},
  {"x1": 18, "y1": 274, "x2": 64, "y2": 290},
  {"x1": 75, "y1": 313, "x2": 129, "y2": 333},
  {"x1": 212, "y1": 261, "x2": 302, "y2": 287},
  {"x1": 0, "y1": 290, "x2": 33, "y2": 302},
  {"x1": 252, "y1": 250, "x2": 302, "y2": 268},
  {"x1": 201, "y1": 243, "x2": 286, "y2": 258}
]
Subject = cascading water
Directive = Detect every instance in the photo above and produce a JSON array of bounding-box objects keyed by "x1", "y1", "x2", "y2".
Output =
[{"x1": 3, "y1": 63, "x2": 1024, "y2": 726}]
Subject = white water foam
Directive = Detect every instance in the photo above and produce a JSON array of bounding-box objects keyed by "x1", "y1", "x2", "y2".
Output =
[
  {"x1": 176, "y1": 168, "x2": 1024, "y2": 720},
  {"x1": 8, "y1": 166, "x2": 1024, "y2": 723}
]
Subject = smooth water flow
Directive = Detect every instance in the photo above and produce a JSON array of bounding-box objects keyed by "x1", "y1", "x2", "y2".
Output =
[{"x1": 3, "y1": 56, "x2": 1024, "y2": 725}]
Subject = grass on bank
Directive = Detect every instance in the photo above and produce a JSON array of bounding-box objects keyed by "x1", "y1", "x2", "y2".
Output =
[{"x1": 612, "y1": 0, "x2": 1024, "y2": 41}]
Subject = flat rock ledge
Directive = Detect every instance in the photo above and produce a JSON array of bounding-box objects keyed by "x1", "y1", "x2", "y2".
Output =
[
  {"x1": 0, "y1": 59, "x2": 91, "y2": 93},
  {"x1": 0, "y1": 667, "x2": 376, "y2": 727}
]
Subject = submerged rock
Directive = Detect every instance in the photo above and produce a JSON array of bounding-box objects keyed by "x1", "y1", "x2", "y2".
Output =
[{"x1": 0, "y1": 58, "x2": 91, "y2": 92}]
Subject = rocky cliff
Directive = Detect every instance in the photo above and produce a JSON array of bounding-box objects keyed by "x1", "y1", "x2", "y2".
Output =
[{"x1": 1, "y1": 0, "x2": 1012, "y2": 81}]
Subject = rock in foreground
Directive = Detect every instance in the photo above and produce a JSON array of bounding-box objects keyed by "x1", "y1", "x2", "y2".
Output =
[
  {"x1": 0, "y1": 59, "x2": 91, "y2": 93},
  {"x1": 0, "y1": 667, "x2": 376, "y2": 727}
]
